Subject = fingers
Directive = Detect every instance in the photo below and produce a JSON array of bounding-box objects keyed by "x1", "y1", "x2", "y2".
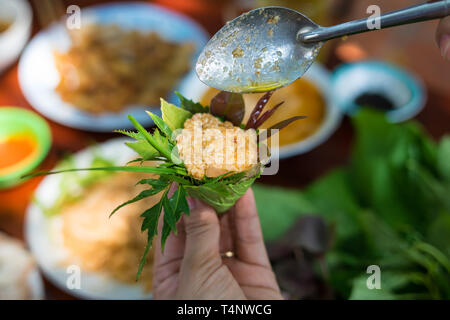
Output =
[
  {"x1": 232, "y1": 189, "x2": 271, "y2": 267},
  {"x1": 436, "y1": 16, "x2": 450, "y2": 60},
  {"x1": 219, "y1": 211, "x2": 234, "y2": 253},
  {"x1": 182, "y1": 198, "x2": 222, "y2": 267}
]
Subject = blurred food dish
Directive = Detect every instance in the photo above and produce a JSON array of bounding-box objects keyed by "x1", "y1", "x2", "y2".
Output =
[
  {"x1": 26, "y1": 139, "x2": 158, "y2": 299},
  {"x1": 0, "y1": 0, "x2": 32, "y2": 74},
  {"x1": 54, "y1": 24, "x2": 194, "y2": 114},
  {"x1": 200, "y1": 63, "x2": 342, "y2": 158},
  {"x1": 0, "y1": 232, "x2": 44, "y2": 299},
  {"x1": 0, "y1": 107, "x2": 51, "y2": 189},
  {"x1": 19, "y1": 2, "x2": 208, "y2": 131},
  {"x1": 332, "y1": 61, "x2": 426, "y2": 123}
]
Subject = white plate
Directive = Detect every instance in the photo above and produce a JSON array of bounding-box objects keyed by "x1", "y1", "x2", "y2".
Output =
[
  {"x1": 25, "y1": 138, "x2": 154, "y2": 300},
  {"x1": 18, "y1": 2, "x2": 209, "y2": 132},
  {"x1": 0, "y1": 0, "x2": 32, "y2": 74}
]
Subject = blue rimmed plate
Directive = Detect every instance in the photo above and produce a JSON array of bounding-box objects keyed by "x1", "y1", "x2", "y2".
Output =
[{"x1": 18, "y1": 2, "x2": 209, "y2": 132}]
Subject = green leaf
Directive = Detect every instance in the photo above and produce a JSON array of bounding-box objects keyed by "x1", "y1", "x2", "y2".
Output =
[
  {"x1": 23, "y1": 165, "x2": 183, "y2": 179},
  {"x1": 253, "y1": 184, "x2": 314, "y2": 241},
  {"x1": 110, "y1": 184, "x2": 168, "y2": 217},
  {"x1": 175, "y1": 91, "x2": 209, "y2": 114},
  {"x1": 141, "y1": 200, "x2": 163, "y2": 232},
  {"x1": 162, "y1": 191, "x2": 177, "y2": 234},
  {"x1": 161, "y1": 98, "x2": 192, "y2": 131},
  {"x1": 136, "y1": 178, "x2": 168, "y2": 188},
  {"x1": 128, "y1": 115, "x2": 173, "y2": 160},
  {"x1": 437, "y1": 136, "x2": 450, "y2": 183},
  {"x1": 114, "y1": 129, "x2": 145, "y2": 141},
  {"x1": 160, "y1": 185, "x2": 190, "y2": 250},
  {"x1": 146, "y1": 111, "x2": 173, "y2": 139},
  {"x1": 185, "y1": 176, "x2": 256, "y2": 213},
  {"x1": 125, "y1": 141, "x2": 159, "y2": 160},
  {"x1": 137, "y1": 200, "x2": 164, "y2": 280}
]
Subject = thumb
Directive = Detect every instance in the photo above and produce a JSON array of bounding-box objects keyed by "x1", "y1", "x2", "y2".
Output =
[
  {"x1": 436, "y1": 16, "x2": 450, "y2": 60},
  {"x1": 182, "y1": 198, "x2": 221, "y2": 266}
]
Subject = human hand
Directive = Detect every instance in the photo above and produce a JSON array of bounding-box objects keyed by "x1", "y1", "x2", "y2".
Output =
[
  {"x1": 152, "y1": 189, "x2": 283, "y2": 300},
  {"x1": 436, "y1": 16, "x2": 450, "y2": 60}
]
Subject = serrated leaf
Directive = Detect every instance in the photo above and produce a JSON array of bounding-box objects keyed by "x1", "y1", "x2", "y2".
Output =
[
  {"x1": 176, "y1": 91, "x2": 209, "y2": 114},
  {"x1": 110, "y1": 185, "x2": 167, "y2": 217},
  {"x1": 161, "y1": 98, "x2": 192, "y2": 131},
  {"x1": 162, "y1": 192, "x2": 177, "y2": 234},
  {"x1": 160, "y1": 185, "x2": 190, "y2": 250},
  {"x1": 137, "y1": 200, "x2": 164, "y2": 280},
  {"x1": 114, "y1": 129, "x2": 145, "y2": 141}
]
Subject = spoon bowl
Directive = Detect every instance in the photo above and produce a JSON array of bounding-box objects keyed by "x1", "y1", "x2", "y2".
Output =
[{"x1": 195, "y1": 6, "x2": 323, "y2": 93}]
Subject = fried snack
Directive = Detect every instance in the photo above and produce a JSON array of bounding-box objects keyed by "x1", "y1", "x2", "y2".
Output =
[
  {"x1": 60, "y1": 171, "x2": 162, "y2": 291},
  {"x1": 54, "y1": 24, "x2": 194, "y2": 113}
]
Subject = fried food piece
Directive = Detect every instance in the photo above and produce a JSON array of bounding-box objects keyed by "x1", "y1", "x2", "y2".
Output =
[{"x1": 176, "y1": 113, "x2": 258, "y2": 180}]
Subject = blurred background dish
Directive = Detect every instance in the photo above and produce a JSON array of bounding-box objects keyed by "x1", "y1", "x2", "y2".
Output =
[
  {"x1": 332, "y1": 61, "x2": 426, "y2": 123},
  {"x1": 199, "y1": 63, "x2": 342, "y2": 159},
  {"x1": 0, "y1": 107, "x2": 51, "y2": 189},
  {"x1": 0, "y1": 0, "x2": 32, "y2": 74},
  {"x1": 0, "y1": 231, "x2": 44, "y2": 299},
  {"x1": 25, "y1": 138, "x2": 157, "y2": 299},
  {"x1": 18, "y1": 2, "x2": 208, "y2": 131}
]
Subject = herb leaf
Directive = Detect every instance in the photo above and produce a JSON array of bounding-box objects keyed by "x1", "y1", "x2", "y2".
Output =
[
  {"x1": 210, "y1": 91, "x2": 245, "y2": 126},
  {"x1": 175, "y1": 91, "x2": 209, "y2": 114},
  {"x1": 259, "y1": 116, "x2": 307, "y2": 141},
  {"x1": 146, "y1": 111, "x2": 173, "y2": 140},
  {"x1": 160, "y1": 185, "x2": 190, "y2": 250},
  {"x1": 161, "y1": 98, "x2": 193, "y2": 131},
  {"x1": 137, "y1": 200, "x2": 164, "y2": 280},
  {"x1": 110, "y1": 184, "x2": 168, "y2": 217}
]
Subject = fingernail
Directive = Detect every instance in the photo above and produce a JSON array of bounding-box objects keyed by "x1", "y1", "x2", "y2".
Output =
[{"x1": 440, "y1": 34, "x2": 450, "y2": 61}]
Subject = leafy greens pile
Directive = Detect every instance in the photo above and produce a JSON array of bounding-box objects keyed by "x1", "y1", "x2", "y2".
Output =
[{"x1": 254, "y1": 109, "x2": 450, "y2": 299}]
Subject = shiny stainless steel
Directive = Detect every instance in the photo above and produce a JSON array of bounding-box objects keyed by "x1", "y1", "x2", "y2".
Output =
[
  {"x1": 195, "y1": 7, "x2": 323, "y2": 93},
  {"x1": 196, "y1": 1, "x2": 449, "y2": 93},
  {"x1": 299, "y1": 0, "x2": 450, "y2": 43}
]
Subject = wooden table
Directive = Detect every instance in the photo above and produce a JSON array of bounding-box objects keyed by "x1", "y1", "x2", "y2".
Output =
[{"x1": 0, "y1": 0, "x2": 449, "y2": 299}]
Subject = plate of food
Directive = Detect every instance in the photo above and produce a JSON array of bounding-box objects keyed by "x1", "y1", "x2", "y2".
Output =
[
  {"x1": 25, "y1": 138, "x2": 162, "y2": 299},
  {"x1": 0, "y1": 232, "x2": 44, "y2": 300},
  {"x1": 18, "y1": 2, "x2": 209, "y2": 131}
]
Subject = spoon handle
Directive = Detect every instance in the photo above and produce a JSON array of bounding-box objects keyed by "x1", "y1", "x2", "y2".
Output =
[{"x1": 300, "y1": 0, "x2": 450, "y2": 43}]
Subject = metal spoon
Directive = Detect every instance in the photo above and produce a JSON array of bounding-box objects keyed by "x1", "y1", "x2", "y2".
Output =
[{"x1": 196, "y1": 1, "x2": 449, "y2": 93}]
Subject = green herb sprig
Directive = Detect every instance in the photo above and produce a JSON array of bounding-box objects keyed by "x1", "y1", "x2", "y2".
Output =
[{"x1": 25, "y1": 91, "x2": 305, "y2": 279}]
